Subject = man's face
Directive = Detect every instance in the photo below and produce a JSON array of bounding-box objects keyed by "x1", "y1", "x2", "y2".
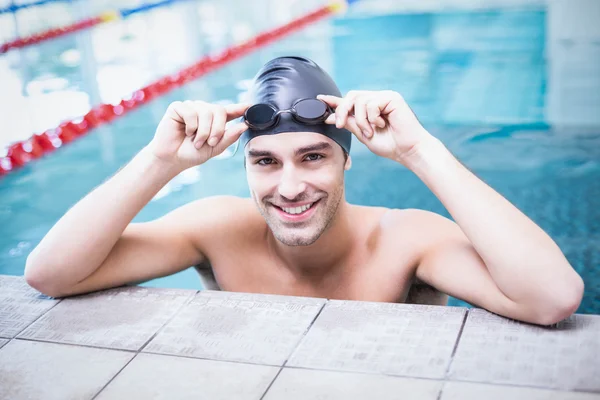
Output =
[{"x1": 245, "y1": 132, "x2": 351, "y2": 246}]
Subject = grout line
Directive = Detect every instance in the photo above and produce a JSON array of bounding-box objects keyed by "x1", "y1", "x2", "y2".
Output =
[
  {"x1": 436, "y1": 381, "x2": 446, "y2": 400},
  {"x1": 259, "y1": 367, "x2": 284, "y2": 400},
  {"x1": 0, "y1": 337, "x2": 11, "y2": 351},
  {"x1": 139, "y1": 350, "x2": 283, "y2": 368},
  {"x1": 137, "y1": 290, "x2": 198, "y2": 353},
  {"x1": 281, "y1": 299, "x2": 328, "y2": 368},
  {"x1": 11, "y1": 296, "x2": 64, "y2": 339},
  {"x1": 282, "y1": 365, "x2": 596, "y2": 395},
  {"x1": 284, "y1": 364, "x2": 447, "y2": 382},
  {"x1": 90, "y1": 352, "x2": 139, "y2": 400},
  {"x1": 445, "y1": 377, "x2": 600, "y2": 395},
  {"x1": 12, "y1": 337, "x2": 138, "y2": 353},
  {"x1": 14, "y1": 335, "x2": 284, "y2": 369},
  {"x1": 443, "y1": 308, "x2": 469, "y2": 378}
]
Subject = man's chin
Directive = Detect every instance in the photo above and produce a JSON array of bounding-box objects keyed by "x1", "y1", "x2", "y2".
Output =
[
  {"x1": 270, "y1": 226, "x2": 322, "y2": 247},
  {"x1": 276, "y1": 235, "x2": 320, "y2": 247}
]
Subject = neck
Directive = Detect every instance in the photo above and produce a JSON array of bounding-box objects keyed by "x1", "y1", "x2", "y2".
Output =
[{"x1": 267, "y1": 201, "x2": 355, "y2": 281}]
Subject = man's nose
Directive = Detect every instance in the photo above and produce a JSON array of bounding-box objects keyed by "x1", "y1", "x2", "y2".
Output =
[{"x1": 277, "y1": 166, "x2": 307, "y2": 200}]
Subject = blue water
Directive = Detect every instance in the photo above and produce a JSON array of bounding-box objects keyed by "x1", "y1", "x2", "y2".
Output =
[{"x1": 1, "y1": 1, "x2": 599, "y2": 314}]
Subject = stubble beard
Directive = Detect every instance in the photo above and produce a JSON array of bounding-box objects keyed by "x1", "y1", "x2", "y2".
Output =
[{"x1": 254, "y1": 184, "x2": 344, "y2": 247}]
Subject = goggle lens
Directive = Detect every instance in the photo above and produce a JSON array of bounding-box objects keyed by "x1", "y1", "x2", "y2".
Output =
[
  {"x1": 245, "y1": 104, "x2": 277, "y2": 129},
  {"x1": 294, "y1": 99, "x2": 328, "y2": 120}
]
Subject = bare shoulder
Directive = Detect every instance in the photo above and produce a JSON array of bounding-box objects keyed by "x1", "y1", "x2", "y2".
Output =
[
  {"x1": 176, "y1": 195, "x2": 260, "y2": 232},
  {"x1": 179, "y1": 195, "x2": 263, "y2": 256},
  {"x1": 378, "y1": 208, "x2": 465, "y2": 288}
]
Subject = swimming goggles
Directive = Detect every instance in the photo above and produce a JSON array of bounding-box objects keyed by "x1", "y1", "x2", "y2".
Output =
[{"x1": 243, "y1": 98, "x2": 333, "y2": 130}]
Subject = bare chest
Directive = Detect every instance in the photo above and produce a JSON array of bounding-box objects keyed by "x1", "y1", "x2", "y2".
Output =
[{"x1": 196, "y1": 244, "x2": 417, "y2": 303}]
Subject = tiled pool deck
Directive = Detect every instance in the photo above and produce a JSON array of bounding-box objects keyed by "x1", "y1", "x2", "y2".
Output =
[{"x1": 0, "y1": 274, "x2": 599, "y2": 399}]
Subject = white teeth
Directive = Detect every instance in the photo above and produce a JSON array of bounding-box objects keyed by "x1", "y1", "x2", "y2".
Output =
[{"x1": 282, "y1": 202, "x2": 314, "y2": 215}]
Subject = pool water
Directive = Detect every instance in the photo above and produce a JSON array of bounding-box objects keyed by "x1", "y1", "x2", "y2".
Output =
[{"x1": 1, "y1": 0, "x2": 599, "y2": 314}]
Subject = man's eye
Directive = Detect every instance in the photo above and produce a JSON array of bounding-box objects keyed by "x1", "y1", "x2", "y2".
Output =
[
  {"x1": 305, "y1": 154, "x2": 323, "y2": 161},
  {"x1": 257, "y1": 158, "x2": 274, "y2": 165}
]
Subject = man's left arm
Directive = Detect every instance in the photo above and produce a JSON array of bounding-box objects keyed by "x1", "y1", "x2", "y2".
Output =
[
  {"x1": 318, "y1": 90, "x2": 584, "y2": 326},
  {"x1": 406, "y1": 138, "x2": 584, "y2": 325}
]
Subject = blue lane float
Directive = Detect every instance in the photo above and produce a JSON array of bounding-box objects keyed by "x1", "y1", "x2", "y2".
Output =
[
  {"x1": 120, "y1": 0, "x2": 182, "y2": 18},
  {"x1": 0, "y1": 0, "x2": 73, "y2": 15}
]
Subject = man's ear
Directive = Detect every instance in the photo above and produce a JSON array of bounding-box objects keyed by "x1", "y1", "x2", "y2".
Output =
[{"x1": 344, "y1": 154, "x2": 352, "y2": 171}]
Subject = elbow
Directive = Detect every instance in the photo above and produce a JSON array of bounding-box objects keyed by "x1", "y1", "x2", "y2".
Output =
[
  {"x1": 24, "y1": 254, "x2": 62, "y2": 298},
  {"x1": 535, "y1": 274, "x2": 585, "y2": 326},
  {"x1": 24, "y1": 253, "x2": 42, "y2": 289}
]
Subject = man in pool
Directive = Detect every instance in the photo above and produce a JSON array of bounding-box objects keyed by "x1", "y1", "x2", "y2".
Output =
[{"x1": 24, "y1": 56, "x2": 583, "y2": 325}]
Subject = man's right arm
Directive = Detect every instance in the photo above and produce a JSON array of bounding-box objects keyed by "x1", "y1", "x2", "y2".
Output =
[
  {"x1": 24, "y1": 100, "x2": 250, "y2": 298},
  {"x1": 25, "y1": 147, "x2": 193, "y2": 298}
]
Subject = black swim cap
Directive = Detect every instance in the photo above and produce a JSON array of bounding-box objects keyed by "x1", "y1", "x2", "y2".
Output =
[{"x1": 239, "y1": 56, "x2": 352, "y2": 154}]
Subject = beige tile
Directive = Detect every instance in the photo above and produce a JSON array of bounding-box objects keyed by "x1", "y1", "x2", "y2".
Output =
[
  {"x1": 97, "y1": 353, "x2": 279, "y2": 400},
  {"x1": 0, "y1": 275, "x2": 60, "y2": 338},
  {"x1": 18, "y1": 286, "x2": 195, "y2": 350},
  {"x1": 288, "y1": 300, "x2": 466, "y2": 378},
  {"x1": 448, "y1": 309, "x2": 600, "y2": 392},
  {"x1": 441, "y1": 381, "x2": 600, "y2": 400},
  {"x1": 0, "y1": 339, "x2": 134, "y2": 400},
  {"x1": 143, "y1": 290, "x2": 325, "y2": 365},
  {"x1": 264, "y1": 367, "x2": 443, "y2": 400}
]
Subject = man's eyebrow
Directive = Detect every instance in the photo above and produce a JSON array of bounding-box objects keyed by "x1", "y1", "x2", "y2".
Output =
[
  {"x1": 294, "y1": 142, "x2": 332, "y2": 156},
  {"x1": 247, "y1": 142, "x2": 333, "y2": 159},
  {"x1": 247, "y1": 149, "x2": 274, "y2": 158}
]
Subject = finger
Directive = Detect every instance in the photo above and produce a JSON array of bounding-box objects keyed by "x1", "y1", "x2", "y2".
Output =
[
  {"x1": 367, "y1": 99, "x2": 386, "y2": 129},
  {"x1": 215, "y1": 121, "x2": 248, "y2": 153},
  {"x1": 323, "y1": 106, "x2": 376, "y2": 128},
  {"x1": 194, "y1": 104, "x2": 213, "y2": 149},
  {"x1": 169, "y1": 101, "x2": 198, "y2": 136},
  {"x1": 374, "y1": 96, "x2": 396, "y2": 118},
  {"x1": 345, "y1": 116, "x2": 369, "y2": 144},
  {"x1": 339, "y1": 114, "x2": 361, "y2": 137},
  {"x1": 354, "y1": 96, "x2": 372, "y2": 137},
  {"x1": 207, "y1": 106, "x2": 227, "y2": 147},
  {"x1": 224, "y1": 103, "x2": 251, "y2": 121},
  {"x1": 335, "y1": 91, "x2": 359, "y2": 129},
  {"x1": 316, "y1": 94, "x2": 343, "y2": 108},
  {"x1": 165, "y1": 101, "x2": 184, "y2": 123},
  {"x1": 366, "y1": 99, "x2": 383, "y2": 129},
  {"x1": 324, "y1": 113, "x2": 336, "y2": 125}
]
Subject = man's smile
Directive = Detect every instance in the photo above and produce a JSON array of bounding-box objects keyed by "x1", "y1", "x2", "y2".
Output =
[{"x1": 272, "y1": 199, "x2": 321, "y2": 222}]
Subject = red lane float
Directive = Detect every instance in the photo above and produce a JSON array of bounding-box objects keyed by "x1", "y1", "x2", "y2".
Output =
[
  {"x1": 0, "y1": 16, "x2": 104, "y2": 54},
  {"x1": 0, "y1": 11, "x2": 119, "y2": 54},
  {"x1": 0, "y1": 2, "x2": 345, "y2": 176}
]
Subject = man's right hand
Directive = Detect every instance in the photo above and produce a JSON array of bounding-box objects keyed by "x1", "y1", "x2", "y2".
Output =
[{"x1": 148, "y1": 101, "x2": 250, "y2": 171}]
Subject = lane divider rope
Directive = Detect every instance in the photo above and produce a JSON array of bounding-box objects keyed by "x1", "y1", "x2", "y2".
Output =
[
  {"x1": 1, "y1": 0, "x2": 187, "y2": 54},
  {"x1": 0, "y1": 1, "x2": 347, "y2": 176},
  {"x1": 0, "y1": 0, "x2": 73, "y2": 15}
]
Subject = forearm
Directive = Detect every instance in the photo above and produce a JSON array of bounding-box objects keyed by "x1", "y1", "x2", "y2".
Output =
[
  {"x1": 404, "y1": 137, "x2": 583, "y2": 305},
  {"x1": 25, "y1": 146, "x2": 181, "y2": 286}
]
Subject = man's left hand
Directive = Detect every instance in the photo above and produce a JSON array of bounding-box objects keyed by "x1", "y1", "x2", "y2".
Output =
[{"x1": 318, "y1": 90, "x2": 438, "y2": 167}]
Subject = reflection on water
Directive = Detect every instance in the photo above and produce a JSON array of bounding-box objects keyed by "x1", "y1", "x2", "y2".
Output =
[
  {"x1": 0, "y1": 0, "x2": 598, "y2": 312},
  {"x1": 0, "y1": 0, "x2": 328, "y2": 152}
]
